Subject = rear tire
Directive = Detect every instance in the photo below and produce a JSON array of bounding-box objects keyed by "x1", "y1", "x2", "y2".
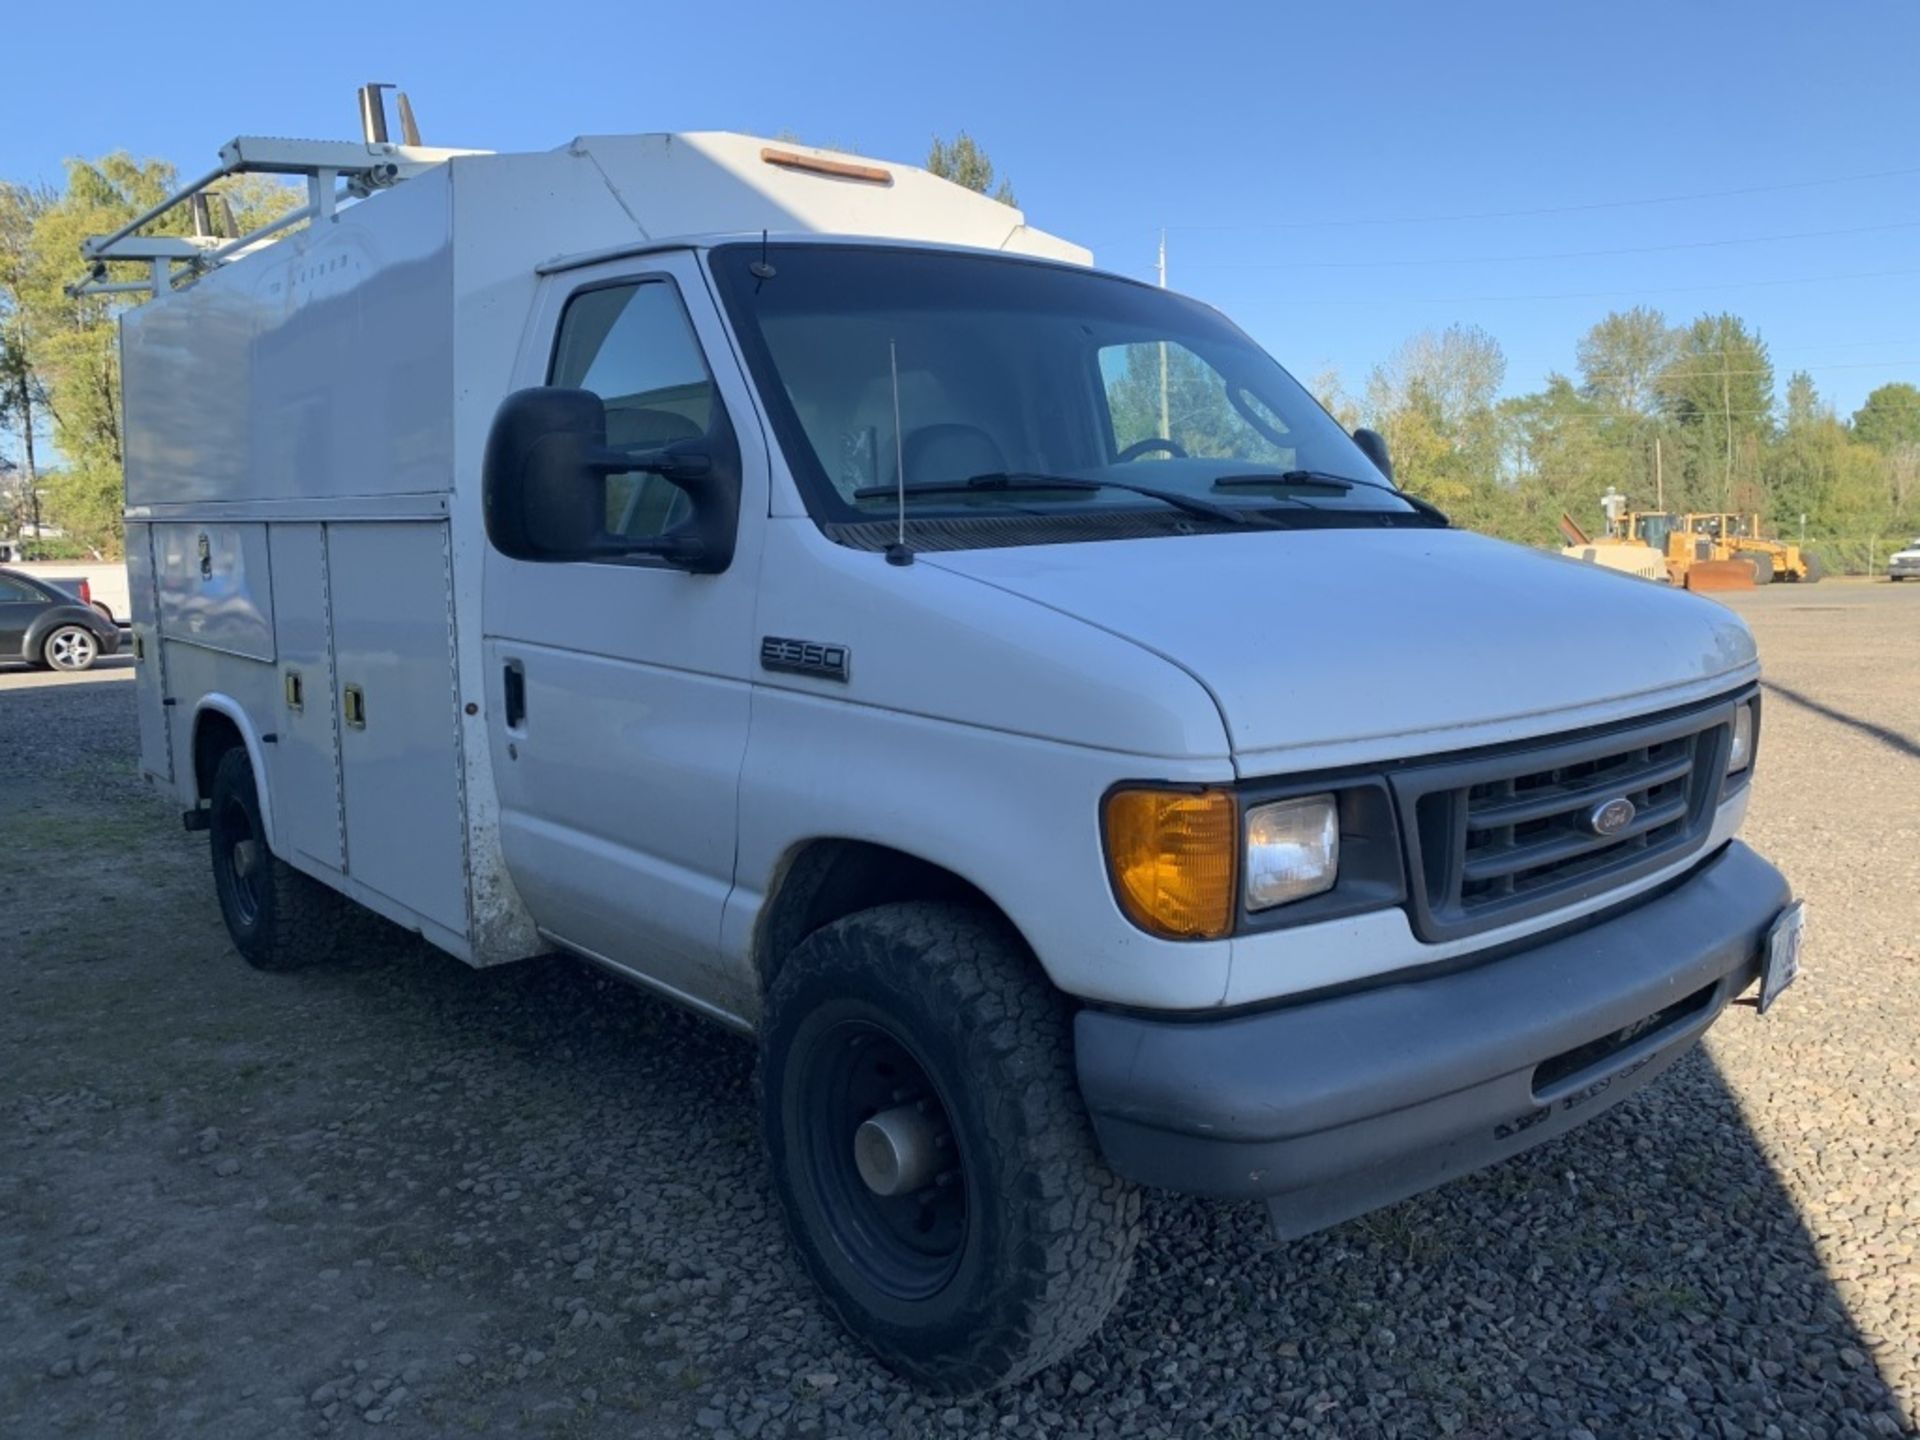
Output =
[
  {"x1": 208, "y1": 747, "x2": 351, "y2": 971},
  {"x1": 1747, "y1": 552, "x2": 1775, "y2": 585},
  {"x1": 760, "y1": 902, "x2": 1141, "y2": 1394},
  {"x1": 1803, "y1": 551, "x2": 1824, "y2": 583}
]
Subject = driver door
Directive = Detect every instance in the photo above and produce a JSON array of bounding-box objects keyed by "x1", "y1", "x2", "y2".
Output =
[{"x1": 483, "y1": 251, "x2": 769, "y2": 1021}]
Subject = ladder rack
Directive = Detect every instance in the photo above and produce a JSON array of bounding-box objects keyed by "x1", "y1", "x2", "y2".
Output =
[{"x1": 68, "y1": 134, "x2": 486, "y2": 300}]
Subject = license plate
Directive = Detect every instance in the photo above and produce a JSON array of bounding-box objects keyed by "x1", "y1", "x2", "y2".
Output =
[{"x1": 1759, "y1": 902, "x2": 1805, "y2": 1014}]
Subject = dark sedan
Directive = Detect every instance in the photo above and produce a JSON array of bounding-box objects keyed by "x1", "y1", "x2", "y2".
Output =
[{"x1": 0, "y1": 567, "x2": 123, "y2": 672}]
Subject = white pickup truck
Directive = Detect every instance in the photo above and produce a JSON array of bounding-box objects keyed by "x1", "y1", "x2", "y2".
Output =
[
  {"x1": 97, "y1": 124, "x2": 1800, "y2": 1393},
  {"x1": 1888, "y1": 538, "x2": 1920, "y2": 580}
]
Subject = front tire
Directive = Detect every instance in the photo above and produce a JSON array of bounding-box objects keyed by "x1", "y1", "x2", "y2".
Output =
[
  {"x1": 208, "y1": 748, "x2": 350, "y2": 971},
  {"x1": 761, "y1": 902, "x2": 1140, "y2": 1394}
]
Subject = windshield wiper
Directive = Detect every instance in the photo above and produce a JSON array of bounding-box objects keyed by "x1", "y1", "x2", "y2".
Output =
[
  {"x1": 852, "y1": 472, "x2": 1278, "y2": 528},
  {"x1": 1214, "y1": 469, "x2": 1450, "y2": 525},
  {"x1": 1214, "y1": 469, "x2": 1356, "y2": 492}
]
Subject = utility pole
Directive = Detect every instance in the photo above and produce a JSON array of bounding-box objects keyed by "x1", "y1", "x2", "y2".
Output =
[
  {"x1": 1721, "y1": 342, "x2": 1733, "y2": 514},
  {"x1": 1654, "y1": 436, "x2": 1664, "y2": 511},
  {"x1": 1156, "y1": 230, "x2": 1170, "y2": 444}
]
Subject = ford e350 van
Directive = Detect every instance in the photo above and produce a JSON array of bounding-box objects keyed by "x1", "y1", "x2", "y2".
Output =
[{"x1": 89, "y1": 123, "x2": 1802, "y2": 1393}]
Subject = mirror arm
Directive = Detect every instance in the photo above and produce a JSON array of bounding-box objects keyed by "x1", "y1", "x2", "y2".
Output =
[{"x1": 593, "y1": 445, "x2": 714, "y2": 484}]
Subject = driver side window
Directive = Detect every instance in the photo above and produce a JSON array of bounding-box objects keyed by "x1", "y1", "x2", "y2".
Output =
[
  {"x1": 550, "y1": 280, "x2": 717, "y2": 541},
  {"x1": 1098, "y1": 341, "x2": 1292, "y2": 466}
]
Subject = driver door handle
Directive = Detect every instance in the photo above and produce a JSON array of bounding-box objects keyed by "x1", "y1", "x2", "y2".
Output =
[{"x1": 503, "y1": 661, "x2": 526, "y2": 730}]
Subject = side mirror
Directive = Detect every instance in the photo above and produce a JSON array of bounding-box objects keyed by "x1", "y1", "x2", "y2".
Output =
[
  {"x1": 1351, "y1": 427, "x2": 1393, "y2": 482},
  {"x1": 482, "y1": 387, "x2": 738, "y2": 574}
]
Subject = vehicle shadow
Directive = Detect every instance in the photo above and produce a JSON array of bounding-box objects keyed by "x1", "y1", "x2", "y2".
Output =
[
  {"x1": 1762, "y1": 679, "x2": 1920, "y2": 761},
  {"x1": 317, "y1": 930, "x2": 1911, "y2": 1438},
  {"x1": 0, "y1": 654, "x2": 135, "y2": 677}
]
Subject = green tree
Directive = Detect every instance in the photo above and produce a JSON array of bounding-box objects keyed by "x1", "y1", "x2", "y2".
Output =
[
  {"x1": 1850, "y1": 382, "x2": 1920, "y2": 453},
  {"x1": 0, "y1": 181, "x2": 53, "y2": 538},
  {"x1": 1501, "y1": 375, "x2": 1633, "y2": 545},
  {"x1": 1308, "y1": 366, "x2": 1361, "y2": 430},
  {"x1": 1655, "y1": 313, "x2": 1774, "y2": 514},
  {"x1": 1576, "y1": 306, "x2": 1675, "y2": 418},
  {"x1": 1364, "y1": 323, "x2": 1510, "y2": 527},
  {"x1": 15, "y1": 156, "x2": 188, "y2": 552},
  {"x1": 926, "y1": 133, "x2": 1015, "y2": 206}
]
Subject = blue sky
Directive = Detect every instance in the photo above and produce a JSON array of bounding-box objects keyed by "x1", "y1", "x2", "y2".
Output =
[{"x1": 5, "y1": 0, "x2": 1917, "y2": 419}]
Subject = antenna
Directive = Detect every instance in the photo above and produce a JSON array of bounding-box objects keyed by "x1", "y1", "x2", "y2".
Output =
[
  {"x1": 885, "y1": 338, "x2": 913, "y2": 566},
  {"x1": 1156, "y1": 229, "x2": 1171, "y2": 444},
  {"x1": 395, "y1": 92, "x2": 422, "y2": 147},
  {"x1": 749, "y1": 228, "x2": 776, "y2": 282}
]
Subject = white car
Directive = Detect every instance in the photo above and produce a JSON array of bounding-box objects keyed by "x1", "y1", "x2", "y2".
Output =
[
  {"x1": 100, "y1": 126, "x2": 1800, "y2": 1394},
  {"x1": 1888, "y1": 538, "x2": 1920, "y2": 580}
]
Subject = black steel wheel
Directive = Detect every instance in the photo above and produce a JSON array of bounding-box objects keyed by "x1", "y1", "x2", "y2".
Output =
[
  {"x1": 795, "y1": 1016, "x2": 970, "y2": 1302},
  {"x1": 761, "y1": 901, "x2": 1140, "y2": 1394},
  {"x1": 207, "y1": 747, "x2": 352, "y2": 971}
]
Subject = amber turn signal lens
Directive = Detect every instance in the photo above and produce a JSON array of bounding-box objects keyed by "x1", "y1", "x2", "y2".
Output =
[{"x1": 1102, "y1": 788, "x2": 1237, "y2": 940}]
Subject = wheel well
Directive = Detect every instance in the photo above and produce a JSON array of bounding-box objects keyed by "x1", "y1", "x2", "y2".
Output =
[
  {"x1": 192, "y1": 710, "x2": 245, "y2": 803},
  {"x1": 756, "y1": 840, "x2": 1012, "y2": 991}
]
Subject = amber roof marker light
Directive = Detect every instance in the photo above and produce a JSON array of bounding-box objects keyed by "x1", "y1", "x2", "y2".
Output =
[{"x1": 759, "y1": 147, "x2": 894, "y2": 186}]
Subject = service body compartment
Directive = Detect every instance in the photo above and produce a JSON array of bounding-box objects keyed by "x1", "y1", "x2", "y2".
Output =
[
  {"x1": 151, "y1": 521, "x2": 276, "y2": 661},
  {"x1": 326, "y1": 522, "x2": 468, "y2": 937},
  {"x1": 266, "y1": 523, "x2": 345, "y2": 872}
]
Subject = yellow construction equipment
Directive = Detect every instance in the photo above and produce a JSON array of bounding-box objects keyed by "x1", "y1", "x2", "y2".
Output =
[
  {"x1": 1558, "y1": 491, "x2": 1755, "y2": 589},
  {"x1": 1673, "y1": 513, "x2": 1823, "y2": 585},
  {"x1": 1557, "y1": 510, "x2": 1667, "y2": 583}
]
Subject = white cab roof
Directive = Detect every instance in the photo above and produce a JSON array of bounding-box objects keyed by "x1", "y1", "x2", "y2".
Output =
[{"x1": 551, "y1": 133, "x2": 1090, "y2": 266}]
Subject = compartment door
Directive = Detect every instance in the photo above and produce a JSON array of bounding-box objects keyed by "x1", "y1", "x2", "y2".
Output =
[
  {"x1": 125, "y1": 524, "x2": 173, "y2": 784},
  {"x1": 326, "y1": 522, "x2": 468, "y2": 937},
  {"x1": 267, "y1": 524, "x2": 344, "y2": 871}
]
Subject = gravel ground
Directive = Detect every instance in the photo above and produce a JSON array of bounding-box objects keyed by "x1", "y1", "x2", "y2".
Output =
[{"x1": 1, "y1": 581, "x2": 1915, "y2": 1439}]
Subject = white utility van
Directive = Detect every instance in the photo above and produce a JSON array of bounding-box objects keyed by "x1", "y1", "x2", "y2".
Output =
[{"x1": 91, "y1": 119, "x2": 1801, "y2": 1393}]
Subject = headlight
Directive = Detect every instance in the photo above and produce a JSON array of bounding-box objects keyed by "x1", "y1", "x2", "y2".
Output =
[
  {"x1": 1244, "y1": 794, "x2": 1340, "y2": 911},
  {"x1": 1102, "y1": 787, "x2": 1236, "y2": 940},
  {"x1": 1728, "y1": 703, "x2": 1754, "y2": 774}
]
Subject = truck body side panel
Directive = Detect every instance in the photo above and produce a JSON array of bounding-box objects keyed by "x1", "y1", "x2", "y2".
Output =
[
  {"x1": 326, "y1": 521, "x2": 469, "y2": 937},
  {"x1": 121, "y1": 170, "x2": 455, "y2": 510},
  {"x1": 266, "y1": 523, "x2": 345, "y2": 873}
]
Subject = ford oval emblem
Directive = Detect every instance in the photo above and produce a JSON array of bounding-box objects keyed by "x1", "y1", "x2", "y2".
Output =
[{"x1": 1588, "y1": 796, "x2": 1637, "y2": 837}]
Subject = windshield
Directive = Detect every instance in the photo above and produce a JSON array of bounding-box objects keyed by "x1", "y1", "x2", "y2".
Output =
[
  {"x1": 1635, "y1": 514, "x2": 1675, "y2": 551},
  {"x1": 707, "y1": 244, "x2": 1422, "y2": 540}
]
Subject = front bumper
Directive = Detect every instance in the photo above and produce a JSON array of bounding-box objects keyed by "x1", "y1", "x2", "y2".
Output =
[{"x1": 1074, "y1": 841, "x2": 1791, "y2": 1237}]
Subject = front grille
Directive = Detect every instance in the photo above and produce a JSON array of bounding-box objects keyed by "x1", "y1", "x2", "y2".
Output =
[
  {"x1": 1458, "y1": 737, "x2": 1695, "y2": 909},
  {"x1": 1394, "y1": 696, "x2": 1742, "y2": 942}
]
